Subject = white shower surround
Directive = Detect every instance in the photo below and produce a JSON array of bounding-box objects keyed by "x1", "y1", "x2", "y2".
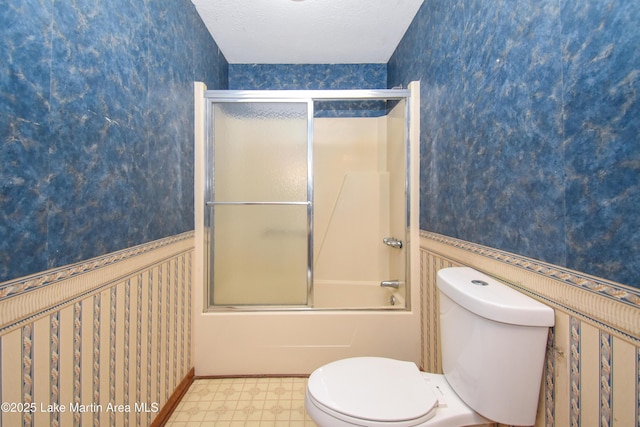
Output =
[{"x1": 193, "y1": 82, "x2": 421, "y2": 375}]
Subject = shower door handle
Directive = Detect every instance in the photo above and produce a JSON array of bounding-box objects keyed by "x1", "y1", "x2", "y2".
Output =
[
  {"x1": 206, "y1": 201, "x2": 311, "y2": 206},
  {"x1": 383, "y1": 237, "x2": 403, "y2": 249}
]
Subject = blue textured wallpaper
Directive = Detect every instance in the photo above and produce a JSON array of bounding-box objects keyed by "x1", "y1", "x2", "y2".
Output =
[
  {"x1": 388, "y1": 0, "x2": 640, "y2": 287},
  {"x1": 0, "y1": 0, "x2": 228, "y2": 283},
  {"x1": 229, "y1": 64, "x2": 386, "y2": 90}
]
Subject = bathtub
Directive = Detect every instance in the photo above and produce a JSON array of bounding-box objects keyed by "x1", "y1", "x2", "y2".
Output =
[
  {"x1": 192, "y1": 81, "x2": 422, "y2": 376},
  {"x1": 193, "y1": 281, "x2": 417, "y2": 376},
  {"x1": 193, "y1": 304, "x2": 420, "y2": 376},
  {"x1": 192, "y1": 275, "x2": 418, "y2": 376}
]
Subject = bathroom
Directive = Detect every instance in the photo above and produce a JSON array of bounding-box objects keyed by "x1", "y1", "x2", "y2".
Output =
[{"x1": 1, "y1": 0, "x2": 639, "y2": 426}]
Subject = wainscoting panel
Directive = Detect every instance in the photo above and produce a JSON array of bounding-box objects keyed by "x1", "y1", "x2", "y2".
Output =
[
  {"x1": 0, "y1": 232, "x2": 194, "y2": 427},
  {"x1": 420, "y1": 231, "x2": 639, "y2": 427}
]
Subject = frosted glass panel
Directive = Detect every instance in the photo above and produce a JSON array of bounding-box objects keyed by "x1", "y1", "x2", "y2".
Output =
[
  {"x1": 213, "y1": 102, "x2": 308, "y2": 202},
  {"x1": 211, "y1": 205, "x2": 308, "y2": 305},
  {"x1": 209, "y1": 100, "x2": 310, "y2": 306}
]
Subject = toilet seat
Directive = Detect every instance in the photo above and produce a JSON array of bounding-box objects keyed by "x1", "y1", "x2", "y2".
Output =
[{"x1": 306, "y1": 357, "x2": 438, "y2": 425}]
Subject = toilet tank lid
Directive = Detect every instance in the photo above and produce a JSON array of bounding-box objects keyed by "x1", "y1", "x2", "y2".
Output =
[{"x1": 437, "y1": 267, "x2": 555, "y2": 327}]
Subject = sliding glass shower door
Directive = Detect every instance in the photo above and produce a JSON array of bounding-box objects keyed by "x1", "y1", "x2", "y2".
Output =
[{"x1": 205, "y1": 100, "x2": 313, "y2": 307}]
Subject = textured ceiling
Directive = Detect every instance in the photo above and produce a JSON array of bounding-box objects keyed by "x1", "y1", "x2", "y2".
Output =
[{"x1": 191, "y1": 0, "x2": 424, "y2": 64}]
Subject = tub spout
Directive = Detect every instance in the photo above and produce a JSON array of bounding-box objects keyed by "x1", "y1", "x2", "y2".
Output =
[{"x1": 380, "y1": 280, "x2": 401, "y2": 289}]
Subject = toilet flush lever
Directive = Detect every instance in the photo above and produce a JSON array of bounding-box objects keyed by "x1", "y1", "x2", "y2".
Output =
[{"x1": 383, "y1": 237, "x2": 403, "y2": 249}]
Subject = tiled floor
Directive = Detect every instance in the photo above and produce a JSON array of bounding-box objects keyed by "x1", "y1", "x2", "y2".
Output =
[{"x1": 166, "y1": 377, "x2": 319, "y2": 426}]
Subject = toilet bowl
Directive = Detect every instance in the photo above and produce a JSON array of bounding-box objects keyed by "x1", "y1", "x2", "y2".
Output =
[
  {"x1": 305, "y1": 267, "x2": 555, "y2": 427},
  {"x1": 305, "y1": 357, "x2": 490, "y2": 427}
]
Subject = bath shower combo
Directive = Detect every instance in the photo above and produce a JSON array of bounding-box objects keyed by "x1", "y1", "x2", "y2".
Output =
[{"x1": 193, "y1": 82, "x2": 421, "y2": 375}]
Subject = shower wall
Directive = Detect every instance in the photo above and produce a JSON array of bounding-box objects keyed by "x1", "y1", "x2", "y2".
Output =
[
  {"x1": 313, "y1": 102, "x2": 407, "y2": 308},
  {"x1": 313, "y1": 117, "x2": 389, "y2": 284}
]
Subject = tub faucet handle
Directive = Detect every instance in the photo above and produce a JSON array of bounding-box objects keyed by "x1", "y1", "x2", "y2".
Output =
[
  {"x1": 380, "y1": 280, "x2": 401, "y2": 289},
  {"x1": 383, "y1": 237, "x2": 403, "y2": 249}
]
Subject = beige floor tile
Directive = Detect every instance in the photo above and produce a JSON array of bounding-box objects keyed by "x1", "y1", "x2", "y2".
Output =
[{"x1": 167, "y1": 377, "x2": 318, "y2": 426}]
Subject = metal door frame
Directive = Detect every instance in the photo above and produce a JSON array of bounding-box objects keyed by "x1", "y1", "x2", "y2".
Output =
[{"x1": 203, "y1": 89, "x2": 411, "y2": 311}]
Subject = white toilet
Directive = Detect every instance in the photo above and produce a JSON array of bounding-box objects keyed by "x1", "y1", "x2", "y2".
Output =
[{"x1": 305, "y1": 267, "x2": 555, "y2": 426}]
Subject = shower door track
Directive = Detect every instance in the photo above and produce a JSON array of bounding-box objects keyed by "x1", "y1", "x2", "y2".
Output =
[{"x1": 205, "y1": 89, "x2": 411, "y2": 101}]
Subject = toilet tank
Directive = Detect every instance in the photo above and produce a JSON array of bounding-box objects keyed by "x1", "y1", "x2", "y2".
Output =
[{"x1": 437, "y1": 267, "x2": 554, "y2": 426}]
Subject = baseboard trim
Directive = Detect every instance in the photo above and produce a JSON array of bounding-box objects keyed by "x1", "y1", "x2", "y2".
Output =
[{"x1": 151, "y1": 367, "x2": 195, "y2": 427}]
